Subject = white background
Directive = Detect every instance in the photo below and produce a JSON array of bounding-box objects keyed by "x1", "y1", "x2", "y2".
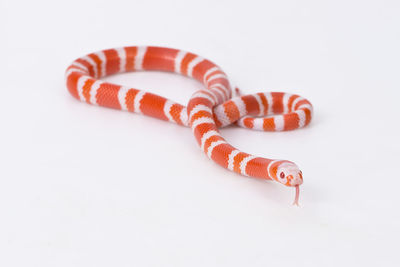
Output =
[{"x1": 1, "y1": 0, "x2": 400, "y2": 266}]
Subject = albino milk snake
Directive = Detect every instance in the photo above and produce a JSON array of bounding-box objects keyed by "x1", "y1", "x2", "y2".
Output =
[{"x1": 65, "y1": 46, "x2": 313, "y2": 204}]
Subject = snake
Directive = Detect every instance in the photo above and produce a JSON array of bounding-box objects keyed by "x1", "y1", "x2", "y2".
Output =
[{"x1": 65, "y1": 46, "x2": 313, "y2": 205}]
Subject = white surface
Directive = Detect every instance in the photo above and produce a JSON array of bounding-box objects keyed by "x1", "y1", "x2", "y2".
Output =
[{"x1": 1, "y1": 0, "x2": 400, "y2": 266}]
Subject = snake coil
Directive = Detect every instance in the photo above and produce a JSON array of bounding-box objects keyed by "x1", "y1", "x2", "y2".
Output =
[{"x1": 66, "y1": 46, "x2": 313, "y2": 204}]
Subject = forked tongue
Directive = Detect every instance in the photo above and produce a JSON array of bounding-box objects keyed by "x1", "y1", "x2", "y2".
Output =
[{"x1": 293, "y1": 185, "x2": 300, "y2": 206}]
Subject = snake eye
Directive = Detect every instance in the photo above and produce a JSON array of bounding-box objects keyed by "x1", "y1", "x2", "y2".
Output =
[{"x1": 280, "y1": 172, "x2": 285, "y2": 179}]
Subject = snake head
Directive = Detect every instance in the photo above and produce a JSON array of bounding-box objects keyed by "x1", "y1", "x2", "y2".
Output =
[
  {"x1": 269, "y1": 161, "x2": 303, "y2": 205},
  {"x1": 269, "y1": 161, "x2": 303, "y2": 187}
]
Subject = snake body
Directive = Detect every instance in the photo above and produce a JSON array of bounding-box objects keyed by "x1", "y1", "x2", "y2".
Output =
[{"x1": 65, "y1": 46, "x2": 313, "y2": 204}]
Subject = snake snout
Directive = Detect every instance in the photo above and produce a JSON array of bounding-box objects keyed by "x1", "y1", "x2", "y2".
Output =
[
  {"x1": 291, "y1": 174, "x2": 303, "y2": 186},
  {"x1": 286, "y1": 172, "x2": 303, "y2": 186}
]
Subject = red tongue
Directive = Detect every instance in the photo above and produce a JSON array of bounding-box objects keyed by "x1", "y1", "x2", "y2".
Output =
[{"x1": 293, "y1": 185, "x2": 300, "y2": 206}]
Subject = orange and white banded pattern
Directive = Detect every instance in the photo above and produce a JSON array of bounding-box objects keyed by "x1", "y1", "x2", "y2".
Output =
[{"x1": 66, "y1": 46, "x2": 313, "y2": 204}]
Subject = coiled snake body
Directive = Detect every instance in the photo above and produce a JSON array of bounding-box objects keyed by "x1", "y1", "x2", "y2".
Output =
[{"x1": 65, "y1": 46, "x2": 313, "y2": 204}]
